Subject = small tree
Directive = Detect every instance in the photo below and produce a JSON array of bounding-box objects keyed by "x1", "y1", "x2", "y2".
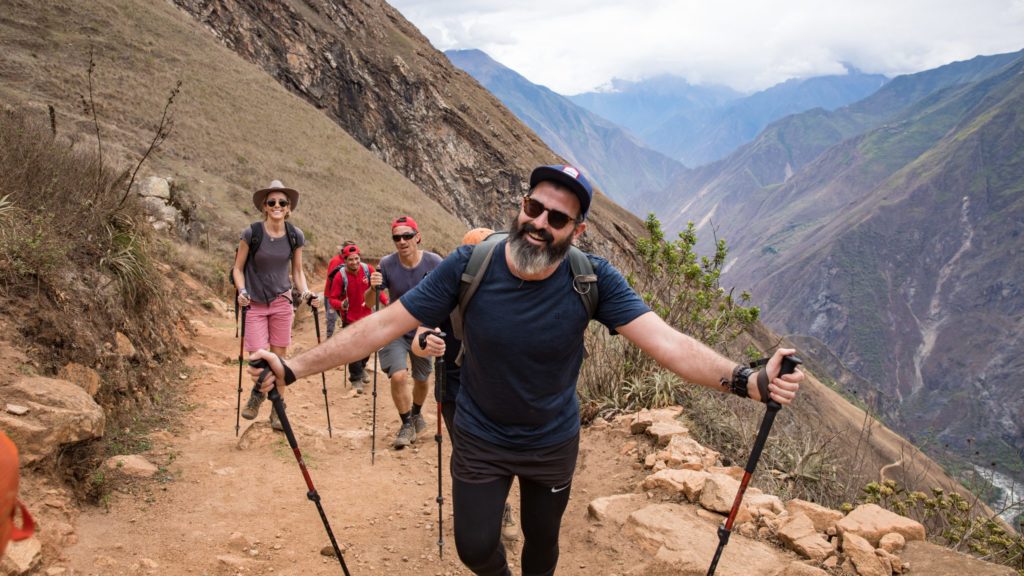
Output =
[{"x1": 578, "y1": 214, "x2": 759, "y2": 415}]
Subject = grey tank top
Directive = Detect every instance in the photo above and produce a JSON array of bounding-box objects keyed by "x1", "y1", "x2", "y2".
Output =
[{"x1": 241, "y1": 223, "x2": 305, "y2": 304}]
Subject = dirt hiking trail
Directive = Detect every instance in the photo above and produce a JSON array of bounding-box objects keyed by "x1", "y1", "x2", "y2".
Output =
[{"x1": 62, "y1": 300, "x2": 659, "y2": 576}]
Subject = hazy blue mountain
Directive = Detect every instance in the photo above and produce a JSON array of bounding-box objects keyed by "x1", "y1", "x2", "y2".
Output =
[
  {"x1": 651, "y1": 49, "x2": 1024, "y2": 481},
  {"x1": 571, "y1": 68, "x2": 887, "y2": 166},
  {"x1": 445, "y1": 49, "x2": 687, "y2": 208}
]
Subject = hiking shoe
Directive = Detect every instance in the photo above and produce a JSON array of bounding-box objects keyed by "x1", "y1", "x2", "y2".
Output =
[
  {"x1": 269, "y1": 402, "x2": 285, "y2": 431},
  {"x1": 411, "y1": 413, "x2": 427, "y2": 435},
  {"x1": 352, "y1": 380, "x2": 365, "y2": 395},
  {"x1": 361, "y1": 374, "x2": 371, "y2": 384},
  {"x1": 501, "y1": 502, "x2": 520, "y2": 542},
  {"x1": 241, "y1": 389, "x2": 265, "y2": 420},
  {"x1": 394, "y1": 422, "x2": 416, "y2": 448}
]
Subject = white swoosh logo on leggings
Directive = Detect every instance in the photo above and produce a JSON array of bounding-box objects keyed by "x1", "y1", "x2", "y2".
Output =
[{"x1": 550, "y1": 483, "x2": 571, "y2": 493}]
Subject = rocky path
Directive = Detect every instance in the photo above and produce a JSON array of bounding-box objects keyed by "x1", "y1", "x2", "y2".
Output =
[{"x1": 59, "y1": 302, "x2": 656, "y2": 576}]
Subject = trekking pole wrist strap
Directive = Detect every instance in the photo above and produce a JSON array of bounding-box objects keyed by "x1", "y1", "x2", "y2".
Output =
[
  {"x1": 748, "y1": 357, "x2": 772, "y2": 403},
  {"x1": 273, "y1": 353, "x2": 298, "y2": 386}
]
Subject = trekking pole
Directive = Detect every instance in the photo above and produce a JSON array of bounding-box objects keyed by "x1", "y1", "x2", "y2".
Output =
[
  {"x1": 249, "y1": 360, "x2": 353, "y2": 576},
  {"x1": 371, "y1": 286, "x2": 381, "y2": 465},
  {"x1": 706, "y1": 355, "x2": 802, "y2": 576},
  {"x1": 235, "y1": 306, "x2": 248, "y2": 437},
  {"x1": 419, "y1": 330, "x2": 447, "y2": 559},
  {"x1": 308, "y1": 295, "x2": 333, "y2": 438}
]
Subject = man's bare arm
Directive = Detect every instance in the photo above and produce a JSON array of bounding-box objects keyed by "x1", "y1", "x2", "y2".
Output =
[{"x1": 616, "y1": 311, "x2": 801, "y2": 404}]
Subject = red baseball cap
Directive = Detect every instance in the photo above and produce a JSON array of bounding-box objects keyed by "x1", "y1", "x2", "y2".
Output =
[
  {"x1": 391, "y1": 216, "x2": 418, "y2": 232},
  {"x1": 341, "y1": 244, "x2": 360, "y2": 257}
]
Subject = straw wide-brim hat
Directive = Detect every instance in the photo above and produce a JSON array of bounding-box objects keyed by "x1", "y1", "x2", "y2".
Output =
[{"x1": 253, "y1": 180, "x2": 299, "y2": 211}]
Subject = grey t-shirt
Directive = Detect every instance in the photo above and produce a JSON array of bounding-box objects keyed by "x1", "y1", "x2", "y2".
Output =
[
  {"x1": 241, "y1": 223, "x2": 305, "y2": 304},
  {"x1": 379, "y1": 250, "x2": 442, "y2": 338}
]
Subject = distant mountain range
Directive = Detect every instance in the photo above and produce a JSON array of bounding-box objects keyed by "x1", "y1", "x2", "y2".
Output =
[
  {"x1": 445, "y1": 49, "x2": 686, "y2": 209},
  {"x1": 651, "y1": 49, "x2": 1024, "y2": 477},
  {"x1": 569, "y1": 67, "x2": 888, "y2": 167}
]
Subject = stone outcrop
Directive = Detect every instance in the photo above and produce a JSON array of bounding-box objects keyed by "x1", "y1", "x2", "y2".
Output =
[
  {"x1": 580, "y1": 409, "x2": 1016, "y2": 576},
  {"x1": 0, "y1": 377, "x2": 105, "y2": 464},
  {"x1": 836, "y1": 504, "x2": 926, "y2": 546}
]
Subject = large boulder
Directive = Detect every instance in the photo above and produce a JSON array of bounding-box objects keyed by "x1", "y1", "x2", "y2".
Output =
[
  {"x1": 836, "y1": 503, "x2": 925, "y2": 546},
  {"x1": 0, "y1": 377, "x2": 105, "y2": 464},
  {"x1": 624, "y1": 503, "x2": 789, "y2": 575}
]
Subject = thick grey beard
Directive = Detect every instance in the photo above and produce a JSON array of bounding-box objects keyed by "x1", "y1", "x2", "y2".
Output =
[{"x1": 507, "y1": 217, "x2": 572, "y2": 277}]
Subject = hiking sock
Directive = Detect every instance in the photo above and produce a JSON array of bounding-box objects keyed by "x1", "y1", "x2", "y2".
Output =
[
  {"x1": 411, "y1": 403, "x2": 423, "y2": 416},
  {"x1": 400, "y1": 411, "x2": 411, "y2": 425}
]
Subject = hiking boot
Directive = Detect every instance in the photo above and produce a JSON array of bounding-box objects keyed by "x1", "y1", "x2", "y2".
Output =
[
  {"x1": 411, "y1": 413, "x2": 427, "y2": 435},
  {"x1": 361, "y1": 374, "x2": 371, "y2": 384},
  {"x1": 394, "y1": 422, "x2": 416, "y2": 449},
  {"x1": 501, "y1": 502, "x2": 520, "y2": 542},
  {"x1": 352, "y1": 380, "x2": 365, "y2": 395},
  {"x1": 241, "y1": 389, "x2": 265, "y2": 420},
  {"x1": 269, "y1": 402, "x2": 286, "y2": 432}
]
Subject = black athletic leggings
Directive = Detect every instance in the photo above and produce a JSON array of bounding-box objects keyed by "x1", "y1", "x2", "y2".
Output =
[{"x1": 453, "y1": 475, "x2": 572, "y2": 576}]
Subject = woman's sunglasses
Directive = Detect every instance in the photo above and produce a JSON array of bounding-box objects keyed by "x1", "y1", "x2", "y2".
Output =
[
  {"x1": 522, "y1": 196, "x2": 577, "y2": 230},
  {"x1": 392, "y1": 232, "x2": 417, "y2": 242},
  {"x1": 265, "y1": 199, "x2": 290, "y2": 208}
]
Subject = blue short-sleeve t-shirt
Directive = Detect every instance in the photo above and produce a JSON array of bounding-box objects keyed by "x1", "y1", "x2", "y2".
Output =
[{"x1": 401, "y1": 239, "x2": 650, "y2": 449}]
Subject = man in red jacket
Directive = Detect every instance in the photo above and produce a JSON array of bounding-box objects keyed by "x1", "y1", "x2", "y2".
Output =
[{"x1": 326, "y1": 243, "x2": 387, "y2": 392}]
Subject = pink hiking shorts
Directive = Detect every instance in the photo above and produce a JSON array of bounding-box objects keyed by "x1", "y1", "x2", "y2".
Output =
[{"x1": 244, "y1": 294, "x2": 294, "y2": 352}]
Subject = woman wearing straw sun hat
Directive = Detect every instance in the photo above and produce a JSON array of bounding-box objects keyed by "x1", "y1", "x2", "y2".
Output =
[{"x1": 231, "y1": 180, "x2": 320, "y2": 431}]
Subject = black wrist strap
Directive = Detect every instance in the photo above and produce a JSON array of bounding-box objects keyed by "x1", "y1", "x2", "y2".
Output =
[{"x1": 272, "y1": 353, "x2": 297, "y2": 385}]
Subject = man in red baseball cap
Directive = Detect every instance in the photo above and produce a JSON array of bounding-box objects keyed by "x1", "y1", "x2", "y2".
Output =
[{"x1": 368, "y1": 216, "x2": 443, "y2": 448}]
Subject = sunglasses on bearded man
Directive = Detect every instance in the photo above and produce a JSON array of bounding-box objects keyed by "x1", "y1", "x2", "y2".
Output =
[{"x1": 522, "y1": 196, "x2": 578, "y2": 230}]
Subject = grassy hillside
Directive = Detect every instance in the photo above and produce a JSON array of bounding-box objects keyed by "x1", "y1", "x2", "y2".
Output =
[{"x1": 0, "y1": 0, "x2": 466, "y2": 276}]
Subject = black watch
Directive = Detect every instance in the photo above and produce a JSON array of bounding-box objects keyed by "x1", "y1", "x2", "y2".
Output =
[{"x1": 728, "y1": 365, "x2": 755, "y2": 398}]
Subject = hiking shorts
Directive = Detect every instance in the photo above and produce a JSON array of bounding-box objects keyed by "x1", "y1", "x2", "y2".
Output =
[
  {"x1": 379, "y1": 335, "x2": 433, "y2": 381},
  {"x1": 244, "y1": 295, "x2": 294, "y2": 352}
]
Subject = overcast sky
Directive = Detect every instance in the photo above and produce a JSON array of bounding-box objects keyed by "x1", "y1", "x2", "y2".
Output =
[{"x1": 389, "y1": 0, "x2": 1024, "y2": 95}]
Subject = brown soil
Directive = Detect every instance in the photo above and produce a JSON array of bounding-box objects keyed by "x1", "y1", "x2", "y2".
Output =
[{"x1": 58, "y1": 300, "x2": 658, "y2": 576}]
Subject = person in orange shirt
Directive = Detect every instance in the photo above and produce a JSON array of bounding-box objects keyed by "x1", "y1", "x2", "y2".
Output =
[{"x1": 1, "y1": 431, "x2": 34, "y2": 557}]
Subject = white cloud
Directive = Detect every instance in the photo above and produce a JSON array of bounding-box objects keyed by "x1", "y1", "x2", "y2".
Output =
[{"x1": 390, "y1": 0, "x2": 1024, "y2": 94}]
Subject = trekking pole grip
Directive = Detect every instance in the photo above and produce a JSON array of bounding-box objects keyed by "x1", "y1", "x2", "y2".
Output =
[{"x1": 248, "y1": 358, "x2": 281, "y2": 400}]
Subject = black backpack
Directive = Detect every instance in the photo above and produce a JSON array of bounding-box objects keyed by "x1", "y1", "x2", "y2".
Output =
[{"x1": 450, "y1": 231, "x2": 598, "y2": 364}]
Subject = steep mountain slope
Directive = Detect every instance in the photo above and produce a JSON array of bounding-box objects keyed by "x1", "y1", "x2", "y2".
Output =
[
  {"x1": 170, "y1": 0, "x2": 646, "y2": 260},
  {"x1": 684, "y1": 53, "x2": 1024, "y2": 476},
  {"x1": 444, "y1": 49, "x2": 687, "y2": 209}
]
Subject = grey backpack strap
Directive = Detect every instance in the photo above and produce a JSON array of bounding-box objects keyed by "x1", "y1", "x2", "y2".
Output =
[
  {"x1": 451, "y1": 232, "x2": 506, "y2": 365},
  {"x1": 567, "y1": 246, "x2": 598, "y2": 319}
]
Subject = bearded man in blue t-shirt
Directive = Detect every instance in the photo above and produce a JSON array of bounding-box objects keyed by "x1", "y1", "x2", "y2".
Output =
[{"x1": 250, "y1": 164, "x2": 804, "y2": 576}]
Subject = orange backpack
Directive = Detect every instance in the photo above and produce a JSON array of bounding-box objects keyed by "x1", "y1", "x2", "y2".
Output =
[{"x1": 0, "y1": 431, "x2": 34, "y2": 555}]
